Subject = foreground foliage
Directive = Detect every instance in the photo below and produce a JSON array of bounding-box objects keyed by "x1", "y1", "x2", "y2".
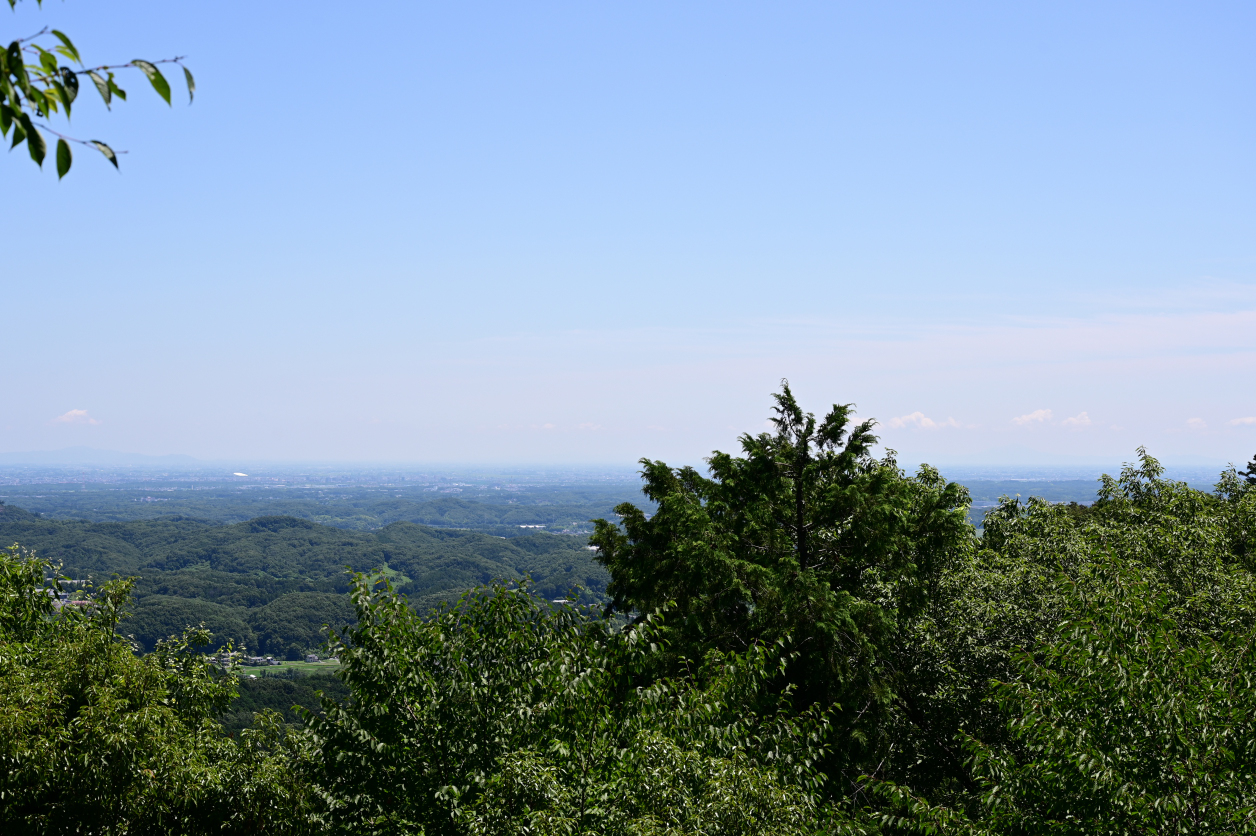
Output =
[
  {"x1": 880, "y1": 561, "x2": 1256, "y2": 835},
  {"x1": 304, "y1": 575, "x2": 839, "y2": 835},
  {"x1": 980, "y1": 564, "x2": 1256, "y2": 833},
  {"x1": 879, "y1": 450, "x2": 1256, "y2": 833},
  {"x1": 0, "y1": 547, "x2": 306, "y2": 834}
]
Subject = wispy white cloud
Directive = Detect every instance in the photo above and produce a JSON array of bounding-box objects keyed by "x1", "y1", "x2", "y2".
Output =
[
  {"x1": 1061, "y1": 411, "x2": 1091, "y2": 427},
  {"x1": 1186, "y1": 418, "x2": 1207, "y2": 430},
  {"x1": 51, "y1": 409, "x2": 101, "y2": 426},
  {"x1": 887, "y1": 412, "x2": 959, "y2": 430},
  {"x1": 1228, "y1": 416, "x2": 1256, "y2": 427},
  {"x1": 1012, "y1": 409, "x2": 1052, "y2": 426}
]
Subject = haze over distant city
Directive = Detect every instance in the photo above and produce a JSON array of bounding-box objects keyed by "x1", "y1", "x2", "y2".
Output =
[{"x1": 5, "y1": 1, "x2": 1255, "y2": 466}]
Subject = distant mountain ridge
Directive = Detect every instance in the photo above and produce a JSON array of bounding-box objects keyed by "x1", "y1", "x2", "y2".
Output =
[{"x1": 0, "y1": 447, "x2": 202, "y2": 466}]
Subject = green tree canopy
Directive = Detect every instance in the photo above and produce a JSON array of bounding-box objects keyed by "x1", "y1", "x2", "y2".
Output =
[
  {"x1": 302, "y1": 573, "x2": 841, "y2": 835},
  {"x1": 0, "y1": 546, "x2": 305, "y2": 834},
  {"x1": 878, "y1": 450, "x2": 1256, "y2": 827},
  {"x1": 121, "y1": 594, "x2": 259, "y2": 654},
  {"x1": 247, "y1": 591, "x2": 356, "y2": 660},
  {"x1": 878, "y1": 559, "x2": 1256, "y2": 835},
  {"x1": 589, "y1": 382, "x2": 974, "y2": 783}
]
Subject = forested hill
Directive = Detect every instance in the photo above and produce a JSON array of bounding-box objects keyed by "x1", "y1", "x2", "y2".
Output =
[{"x1": 0, "y1": 502, "x2": 607, "y2": 659}]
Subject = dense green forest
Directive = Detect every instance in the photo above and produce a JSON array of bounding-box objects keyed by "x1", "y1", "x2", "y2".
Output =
[
  {"x1": 218, "y1": 671, "x2": 349, "y2": 736},
  {"x1": 3, "y1": 388, "x2": 1255, "y2": 833},
  {"x1": 0, "y1": 505, "x2": 609, "y2": 658}
]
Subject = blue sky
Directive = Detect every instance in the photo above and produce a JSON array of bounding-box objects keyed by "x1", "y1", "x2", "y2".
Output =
[{"x1": 4, "y1": 1, "x2": 1255, "y2": 466}]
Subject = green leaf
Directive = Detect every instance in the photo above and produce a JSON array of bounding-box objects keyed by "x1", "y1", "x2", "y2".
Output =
[
  {"x1": 60, "y1": 68, "x2": 79, "y2": 104},
  {"x1": 91, "y1": 140, "x2": 118, "y2": 170},
  {"x1": 27, "y1": 88, "x2": 50, "y2": 117},
  {"x1": 0, "y1": 103, "x2": 11, "y2": 137},
  {"x1": 9, "y1": 116, "x2": 23, "y2": 148},
  {"x1": 7, "y1": 42, "x2": 28, "y2": 89},
  {"x1": 108, "y1": 74, "x2": 127, "y2": 102},
  {"x1": 52, "y1": 81, "x2": 71, "y2": 118},
  {"x1": 36, "y1": 48, "x2": 57, "y2": 78},
  {"x1": 87, "y1": 71, "x2": 111, "y2": 108},
  {"x1": 38, "y1": 48, "x2": 58, "y2": 77},
  {"x1": 56, "y1": 138, "x2": 71, "y2": 179},
  {"x1": 20, "y1": 114, "x2": 45, "y2": 166},
  {"x1": 50, "y1": 30, "x2": 82, "y2": 66},
  {"x1": 182, "y1": 65, "x2": 195, "y2": 104},
  {"x1": 131, "y1": 60, "x2": 171, "y2": 105}
]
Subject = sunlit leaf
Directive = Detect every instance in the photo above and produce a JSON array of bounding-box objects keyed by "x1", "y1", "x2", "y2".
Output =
[
  {"x1": 87, "y1": 71, "x2": 111, "y2": 108},
  {"x1": 91, "y1": 140, "x2": 118, "y2": 169},
  {"x1": 37, "y1": 48, "x2": 58, "y2": 77},
  {"x1": 50, "y1": 30, "x2": 82, "y2": 65},
  {"x1": 131, "y1": 60, "x2": 171, "y2": 105},
  {"x1": 182, "y1": 65, "x2": 195, "y2": 104}
]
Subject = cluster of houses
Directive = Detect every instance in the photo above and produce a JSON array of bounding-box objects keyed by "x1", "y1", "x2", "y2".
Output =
[
  {"x1": 48, "y1": 582, "x2": 92, "y2": 611},
  {"x1": 211, "y1": 652, "x2": 329, "y2": 667},
  {"x1": 208, "y1": 652, "x2": 279, "y2": 667}
]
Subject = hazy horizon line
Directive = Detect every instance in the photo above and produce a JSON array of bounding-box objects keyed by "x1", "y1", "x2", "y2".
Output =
[{"x1": 0, "y1": 445, "x2": 1241, "y2": 474}]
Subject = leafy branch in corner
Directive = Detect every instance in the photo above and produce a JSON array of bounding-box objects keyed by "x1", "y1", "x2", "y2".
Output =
[{"x1": 2, "y1": 4, "x2": 193, "y2": 178}]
